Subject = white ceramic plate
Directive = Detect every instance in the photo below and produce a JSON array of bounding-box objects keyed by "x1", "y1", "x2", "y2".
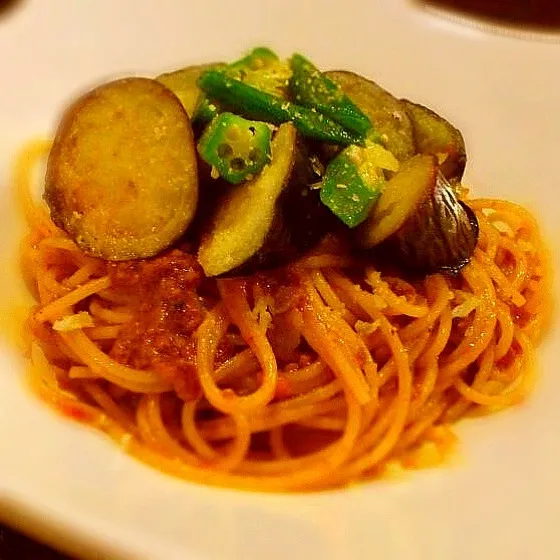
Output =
[{"x1": 1, "y1": 1, "x2": 559, "y2": 559}]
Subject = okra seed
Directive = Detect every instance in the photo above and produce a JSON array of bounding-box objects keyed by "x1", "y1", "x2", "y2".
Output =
[
  {"x1": 248, "y1": 148, "x2": 261, "y2": 162},
  {"x1": 217, "y1": 143, "x2": 234, "y2": 158},
  {"x1": 230, "y1": 157, "x2": 246, "y2": 172}
]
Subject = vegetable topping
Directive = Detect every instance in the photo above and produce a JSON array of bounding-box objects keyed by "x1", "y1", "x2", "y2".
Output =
[
  {"x1": 358, "y1": 155, "x2": 478, "y2": 274},
  {"x1": 197, "y1": 112, "x2": 272, "y2": 184},
  {"x1": 290, "y1": 53, "x2": 373, "y2": 138},
  {"x1": 157, "y1": 63, "x2": 224, "y2": 118},
  {"x1": 197, "y1": 123, "x2": 296, "y2": 276},
  {"x1": 325, "y1": 70, "x2": 416, "y2": 161},
  {"x1": 45, "y1": 77, "x2": 198, "y2": 261},
  {"x1": 198, "y1": 70, "x2": 364, "y2": 146},
  {"x1": 320, "y1": 142, "x2": 399, "y2": 227},
  {"x1": 44, "y1": 47, "x2": 479, "y2": 277},
  {"x1": 401, "y1": 99, "x2": 467, "y2": 184},
  {"x1": 227, "y1": 47, "x2": 292, "y2": 97}
]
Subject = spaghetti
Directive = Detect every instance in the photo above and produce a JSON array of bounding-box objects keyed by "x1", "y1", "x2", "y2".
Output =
[{"x1": 17, "y1": 140, "x2": 551, "y2": 492}]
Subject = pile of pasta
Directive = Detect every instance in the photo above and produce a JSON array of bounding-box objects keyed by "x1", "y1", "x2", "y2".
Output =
[{"x1": 18, "y1": 141, "x2": 550, "y2": 491}]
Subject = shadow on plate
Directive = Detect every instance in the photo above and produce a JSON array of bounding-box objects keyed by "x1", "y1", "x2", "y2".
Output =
[{"x1": 415, "y1": 0, "x2": 560, "y2": 31}]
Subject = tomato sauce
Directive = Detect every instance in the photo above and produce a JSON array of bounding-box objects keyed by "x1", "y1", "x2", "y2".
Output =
[
  {"x1": 59, "y1": 402, "x2": 95, "y2": 423},
  {"x1": 108, "y1": 250, "x2": 207, "y2": 400},
  {"x1": 105, "y1": 248, "x2": 308, "y2": 401}
]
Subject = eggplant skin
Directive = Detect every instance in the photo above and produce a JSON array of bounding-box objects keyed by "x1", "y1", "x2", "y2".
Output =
[
  {"x1": 357, "y1": 155, "x2": 479, "y2": 277},
  {"x1": 459, "y1": 200, "x2": 479, "y2": 245},
  {"x1": 401, "y1": 99, "x2": 467, "y2": 184},
  {"x1": 357, "y1": 154, "x2": 438, "y2": 249},
  {"x1": 390, "y1": 172, "x2": 479, "y2": 275},
  {"x1": 324, "y1": 70, "x2": 415, "y2": 161}
]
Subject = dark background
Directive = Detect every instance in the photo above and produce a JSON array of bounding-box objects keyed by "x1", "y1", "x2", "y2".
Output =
[
  {"x1": 422, "y1": 0, "x2": 560, "y2": 28},
  {"x1": 0, "y1": 525, "x2": 73, "y2": 560}
]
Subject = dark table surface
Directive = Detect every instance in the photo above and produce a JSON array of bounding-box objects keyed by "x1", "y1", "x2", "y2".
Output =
[
  {"x1": 0, "y1": 524, "x2": 73, "y2": 560},
  {"x1": 1, "y1": 1, "x2": 558, "y2": 559}
]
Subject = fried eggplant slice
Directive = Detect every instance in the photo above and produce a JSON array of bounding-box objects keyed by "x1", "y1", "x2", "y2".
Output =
[
  {"x1": 358, "y1": 155, "x2": 478, "y2": 274},
  {"x1": 45, "y1": 77, "x2": 198, "y2": 260},
  {"x1": 401, "y1": 99, "x2": 466, "y2": 183},
  {"x1": 358, "y1": 154, "x2": 438, "y2": 248},
  {"x1": 198, "y1": 123, "x2": 297, "y2": 276},
  {"x1": 392, "y1": 172, "x2": 478, "y2": 274},
  {"x1": 325, "y1": 70, "x2": 415, "y2": 161},
  {"x1": 239, "y1": 137, "x2": 337, "y2": 274},
  {"x1": 198, "y1": 123, "x2": 334, "y2": 276},
  {"x1": 156, "y1": 63, "x2": 223, "y2": 117}
]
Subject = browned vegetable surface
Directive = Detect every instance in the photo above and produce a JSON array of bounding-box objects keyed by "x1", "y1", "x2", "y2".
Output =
[
  {"x1": 44, "y1": 49, "x2": 478, "y2": 277},
  {"x1": 358, "y1": 154, "x2": 478, "y2": 274},
  {"x1": 325, "y1": 70, "x2": 415, "y2": 161},
  {"x1": 358, "y1": 154, "x2": 438, "y2": 248},
  {"x1": 401, "y1": 99, "x2": 467, "y2": 183},
  {"x1": 157, "y1": 63, "x2": 223, "y2": 117},
  {"x1": 45, "y1": 77, "x2": 198, "y2": 260}
]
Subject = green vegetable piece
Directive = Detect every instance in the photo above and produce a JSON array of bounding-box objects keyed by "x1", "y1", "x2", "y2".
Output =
[
  {"x1": 320, "y1": 143, "x2": 399, "y2": 228},
  {"x1": 192, "y1": 95, "x2": 220, "y2": 126},
  {"x1": 290, "y1": 54, "x2": 373, "y2": 138},
  {"x1": 198, "y1": 70, "x2": 364, "y2": 146},
  {"x1": 228, "y1": 47, "x2": 291, "y2": 97},
  {"x1": 320, "y1": 155, "x2": 381, "y2": 228},
  {"x1": 192, "y1": 48, "x2": 289, "y2": 127},
  {"x1": 228, "y1": 47, "x2": 279, "y2": 72},
  {"x1": 197, "y1": 112, "x2": 272, "y2": 185}
]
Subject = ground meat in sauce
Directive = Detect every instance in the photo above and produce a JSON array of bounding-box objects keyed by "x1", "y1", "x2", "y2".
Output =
[
  {"x1": 107, "y1": 250, "x2": 308, "y2": 401},
  {"x1": 108, "y1": 249, "x2": 208, "y2": 401}
]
